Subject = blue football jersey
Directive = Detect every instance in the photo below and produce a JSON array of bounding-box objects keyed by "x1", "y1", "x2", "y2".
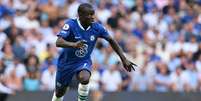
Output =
[{"x1": 57, "y1": 18, "x2": 109, "y2": 67}]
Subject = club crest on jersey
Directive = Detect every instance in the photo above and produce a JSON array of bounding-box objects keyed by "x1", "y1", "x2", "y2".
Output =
[
  {"x1": 62, "y1": 24, "x2": 69, "y2": 30},
  {"x1": 90, "y1": 35, "x2": 95, "y2": 41}
]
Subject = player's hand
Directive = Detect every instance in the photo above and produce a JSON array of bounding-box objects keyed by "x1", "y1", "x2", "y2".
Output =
[
  {"x1": 122, "y1": 59, "x2": 138, "y2": 72},
  {"x1": 74, "y1": 40, "x2": 87, "y2": 48}
]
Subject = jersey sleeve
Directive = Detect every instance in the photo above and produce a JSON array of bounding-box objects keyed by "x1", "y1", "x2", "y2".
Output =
[
  {"x1": 98, "y1": 24, "x2": 110, "y2": 39},
  {"x1": 57, "y1": 20, "x2": 71, "y2": 39}
]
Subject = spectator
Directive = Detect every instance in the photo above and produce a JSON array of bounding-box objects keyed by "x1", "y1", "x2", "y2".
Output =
[
  {"x1": 170, "y1": 66, "x2": 183, "y2": 92},
  {"x1": 96, "y1": 0, "x2": 111, "y2": 24},
  {"x1": 92, "y1": 41, "x2": 107, "y2": 65},
  {"x1": 131, "y1": 64, "x2": 152, "y2": 91},
  {"x1": 23, "y1": 55, "x2": 40, "y2": 91},
  {"x1": 66, "y1": 0, "x2": 80, "y2": 19},
  {"x1": 1, "y1": 39, "x2": 14, "y2": 66},
  {"x1": 180, "y1": 60, "x2": 198, "y2": 92},
  {"x1": 107, "y1": 6, "x2": 119, "y2": 29},
  {"x1": 168, "y1": 53, "x2": 181, "y2": 72},
  {"x1": 39, "y1": 0, "x2": 59, "y2": 27},
  {"x1": 24, "y1": 55, "x2": 39, "y2": 74},
  {"x1": 12, "y1": 35, "x2": 26, "y2": 61},
  {"x1": 154, "y1": 62, "x2": 171, "y2": 92},
  {"x1": 5, "y1": 68, "x2": 22, "y2": 91},
  {"x1": 101, "y1": 63, "x2": 122, "y2": 92},
  {"x1": 5, "y1": 58, "x2": 27, "y2": 79},
  {"x1": 41, "y1": 64, "x2": 56, "y2": 91},
  {"x1": 0, "y1": 58, "x2": 13, "y2": 101},
  {"x1": 23, "y1": 70, "x2": 40, "y2": 91}
]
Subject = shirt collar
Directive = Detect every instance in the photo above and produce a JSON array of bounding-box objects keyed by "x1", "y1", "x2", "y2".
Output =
[{"x1": 77, "y1": 18, "x2": 91, "y2": 31}]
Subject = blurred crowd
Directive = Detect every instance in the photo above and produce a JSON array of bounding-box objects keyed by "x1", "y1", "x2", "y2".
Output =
[{"x1": 0, "y1": 0, "x2": 201, "y2": 98}]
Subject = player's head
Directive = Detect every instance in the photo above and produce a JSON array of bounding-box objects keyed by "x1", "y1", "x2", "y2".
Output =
[{"x1": 78, "y1": 3, "x2": 95, "y2": 26}]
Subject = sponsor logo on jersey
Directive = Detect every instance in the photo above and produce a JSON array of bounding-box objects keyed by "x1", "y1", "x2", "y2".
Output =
[
  {"x1": 75, "y1": 44, "x2": 88, "y2": 57},
  {"x1": 75, "y1": 36, "x2": 81, "y2": 39},
  {"x1": 90, "y1": 35, "x2": 95, "y2": 41}
]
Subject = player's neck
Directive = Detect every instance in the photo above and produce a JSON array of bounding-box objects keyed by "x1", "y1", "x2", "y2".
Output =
[
  {"x1": 77, "y1": 18, "x2": 91, "y2": 30},
  {"x1": 80, "y1": 21, "x2": 90, "y2": 30},
  {"x1": 81, "y1": 23, "x2": 89, "y2": 30}
]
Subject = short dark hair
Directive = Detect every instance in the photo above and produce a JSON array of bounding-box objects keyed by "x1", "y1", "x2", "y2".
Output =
[{"x1": 78, "y1": 3, "x2": 93, "y2": 16}]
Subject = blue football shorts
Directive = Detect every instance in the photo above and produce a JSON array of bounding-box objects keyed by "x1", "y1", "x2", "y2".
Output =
[{"x1": 55, "y1": 59, "x2": 92, "y2": 89}]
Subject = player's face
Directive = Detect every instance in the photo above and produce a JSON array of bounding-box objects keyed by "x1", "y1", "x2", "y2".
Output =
[{"x1": 79, "y1": 8, "x2": 95, "y2": 26}]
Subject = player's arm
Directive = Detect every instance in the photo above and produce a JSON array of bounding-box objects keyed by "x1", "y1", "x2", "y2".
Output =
[
  {"x1": 105, "y1": 35, "x2": 126, "y2": 61},
  {"x1": 98, "y1": 23, "x2": 137, "y2": 72},
  {"x1": 56, "y1": 21, "x2": 86, "y2": 48},
  {"x1": 104, "y1": 35, "x2": 137, "y2": 72},
  {"x1": 56, "y1": 37, "x2": 86, "y2": 48}
]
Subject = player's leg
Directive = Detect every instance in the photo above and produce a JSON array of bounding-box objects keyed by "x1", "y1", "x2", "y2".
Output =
[
  {"x1": 52, "y1": 68, "x2": 74, "y2": 101},
  {"x1": 52, "y1": 86, "x2": 68, "y2": 101},
  {"x1": 76, "y1": 69, "x2": 91, "y2": 101}
]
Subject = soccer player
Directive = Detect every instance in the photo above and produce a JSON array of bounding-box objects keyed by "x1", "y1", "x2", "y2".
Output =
[{"x1": 52, "y1": 3, "x2": 137, "y2": 101}]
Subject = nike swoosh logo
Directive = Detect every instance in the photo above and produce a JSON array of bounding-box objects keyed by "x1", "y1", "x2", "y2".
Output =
[{"x1": 75, "y1": 36, "x2": 81, "y2": 39}]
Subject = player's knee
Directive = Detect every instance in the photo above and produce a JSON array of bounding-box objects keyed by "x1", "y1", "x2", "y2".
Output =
[
  {"x1": 79, "y1": 74, "x2": 90, "y2": 84},
  {"x1": 80, "y1": 78, "x2": 89, "y2": 84},
  {"x1": 78, "y1": 70, "x2": 91, "y2": 84}
]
